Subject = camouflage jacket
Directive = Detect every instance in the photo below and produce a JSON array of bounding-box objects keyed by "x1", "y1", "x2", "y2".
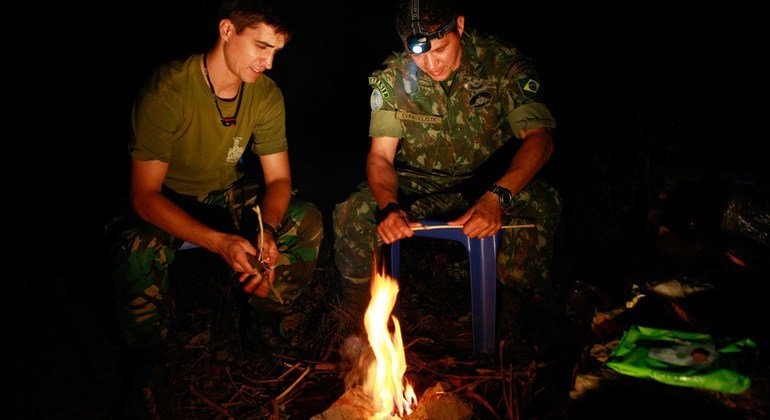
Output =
[{"x1": 368, "y1": 31, "x2": 556, "y2": 187}]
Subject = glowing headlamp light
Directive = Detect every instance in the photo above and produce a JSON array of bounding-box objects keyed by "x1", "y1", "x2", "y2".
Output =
[{"x1": 404, "y1": 18, "x2": 457, "y2": 55}]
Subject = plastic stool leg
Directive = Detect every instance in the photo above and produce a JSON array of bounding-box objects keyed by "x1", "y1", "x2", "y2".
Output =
[
  {"x1": 468, "y1": 234, "x2": 500, "y2": 354},
  {"x1": 389, "y1": 241, "x2": 401, "y2": 280}
]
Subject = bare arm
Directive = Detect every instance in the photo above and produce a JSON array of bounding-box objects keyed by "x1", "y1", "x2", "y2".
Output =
[
  {"x1": 256, "y1": 151, "x2": 292, "y2": 230},
  {"x1": 495, "y1": 127, "x2": 553, "y2": 195},
  {"x1": 236, "y1": 150, "x2": 292, "y2": 296},
  {"x1": 449, "y1": 127, "x2": 553, "y2": 237},
  {"x1": 130, "y1": 158, "x2": 259, "y2": 274},
  {"x1": 367, "y1": 136, "x2": 401, "y2": 209},
  {"x1": 366, "y1": 136, "x2": 421, "y2": 243}
]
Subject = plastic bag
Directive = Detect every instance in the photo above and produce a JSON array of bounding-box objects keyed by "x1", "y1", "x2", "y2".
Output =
[{"x1": 606, "y1": 325, "x2": 756, "y2": 393}]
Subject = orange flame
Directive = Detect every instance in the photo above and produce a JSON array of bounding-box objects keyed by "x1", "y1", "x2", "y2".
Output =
[{"x1": 363, "y1": 271, "x2": 417, "y2": 417}]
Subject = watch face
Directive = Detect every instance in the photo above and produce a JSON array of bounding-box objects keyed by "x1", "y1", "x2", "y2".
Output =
[
  {"x1": 490, "y1": 185, "x2": 513, "y2": 208},
  {"x1": 500, "y1": 192, "x2": 513, "y2": 207}
]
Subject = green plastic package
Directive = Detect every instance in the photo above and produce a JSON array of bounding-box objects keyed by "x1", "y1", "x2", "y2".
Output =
[{"x1": 606, "y1": 325, "x2": 756, "y2": 393}]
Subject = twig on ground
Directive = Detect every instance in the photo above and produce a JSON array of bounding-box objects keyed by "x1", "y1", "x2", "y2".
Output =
[
  {"x1": 275, "y1": 366, "x2": 312, "y2": 403},
  {"x1": 189, "y1": 384, "x2": 234, "y2": 419},
  {"x1": 275, "y1": 354, "x2": 338, "y2": 371},
  {"x1": 250, "y1": 362, "x2": 303, "y2": 384},
  {"x1": 404, "y1": 336, "x2": 434, "y2": 350},
  {"x1": 465, "y1": 390, "x2": 500, "y2": 419}
]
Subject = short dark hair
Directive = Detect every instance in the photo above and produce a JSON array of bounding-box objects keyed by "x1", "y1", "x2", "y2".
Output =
[
  {"x1": 218, "y1": 0, "x2": 293, "y2": 38},
  {"x1": 396, "y1": 0, "x2": 459, "y2": 40}
]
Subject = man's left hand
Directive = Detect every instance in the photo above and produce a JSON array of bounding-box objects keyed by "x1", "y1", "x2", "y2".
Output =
[
  {"x1": 448, "y1": 193, "x2": 504, "y2": 238},
  {"x1": 237, "y1": 231, "x2": 279, "y2": 296}
]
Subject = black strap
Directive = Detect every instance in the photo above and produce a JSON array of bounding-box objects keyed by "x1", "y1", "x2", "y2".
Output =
[
  {"x1": 261, "y1": 223, "x2": 279, "y2": 238},
  {"x1": 374, "y1": 202, "x2": 402, "y2": 223}
]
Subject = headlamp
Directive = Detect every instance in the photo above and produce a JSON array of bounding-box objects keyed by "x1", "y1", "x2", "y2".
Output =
[{"x1": 404, "y1": 18, "x2": 457, "y2": 55}]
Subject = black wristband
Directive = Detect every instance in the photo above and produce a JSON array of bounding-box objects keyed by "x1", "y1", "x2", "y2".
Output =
[
  {"x1": 374, "y1": 202, "x2": 402, "y2": 223},
  {"x1": 261, "y1": 223, "x2": 279, "y2": 238}
]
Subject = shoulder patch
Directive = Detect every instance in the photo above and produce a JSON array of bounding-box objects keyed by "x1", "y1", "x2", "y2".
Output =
[
  {"x1": 517, "y1": 77, "x2": 541, "y2": 98},
  {"x1": 370, "y1": 89, "x2": 383, "y2": 110},
  {"x1": 507, "y1": 56, "x2": 536, "y2": 78},
  {"x1": 368, "y1": 76, "x2": 393, "y2": 99}
]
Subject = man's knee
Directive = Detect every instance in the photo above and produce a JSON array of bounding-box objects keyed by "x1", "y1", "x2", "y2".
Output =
[{"x1": 295, "y1": 201, "x2": 324, "y2": 249}]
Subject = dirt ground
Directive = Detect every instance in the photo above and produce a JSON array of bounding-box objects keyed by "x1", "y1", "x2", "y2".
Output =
[{"x1": 10, "y1": 219, "x2": 770, "y2": 418}]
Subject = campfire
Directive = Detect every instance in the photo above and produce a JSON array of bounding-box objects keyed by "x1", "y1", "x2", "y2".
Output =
[
  {"x1": 362, "y1": 270, "x2": 417, "y2": 416},
  {"x1": 314, "y1": 270, "x2": 473, "y2": 420}
]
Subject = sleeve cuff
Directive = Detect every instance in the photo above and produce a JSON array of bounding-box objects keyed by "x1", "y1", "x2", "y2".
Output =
[
  {"x1": 369, "y1": 110, "x2": 402, "y2": 138},
  {"x1": 251, "y1": 138, "x2": 289, "y2": 155},
  {"x1": 508, "y1": 103, "x2": 557, "y2": 138}
]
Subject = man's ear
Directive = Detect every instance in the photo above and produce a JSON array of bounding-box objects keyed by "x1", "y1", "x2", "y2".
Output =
[
  {"x1": 219, "y1": 19, "x2": 233, "y2": 41},
  {"x1": 456, "y1": 15, "x2": 465, "y2": 37}
]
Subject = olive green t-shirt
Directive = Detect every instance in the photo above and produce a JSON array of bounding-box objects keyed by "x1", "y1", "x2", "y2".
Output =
[{"x1": 131, "y1": 54, "x2": 288, "y2": 196}]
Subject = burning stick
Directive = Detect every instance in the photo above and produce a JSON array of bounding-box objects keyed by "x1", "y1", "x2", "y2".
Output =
[
  {"x1": 251, "y1": 205, "x2": 284, "y2": 304},
  {"x1": 411, "y1": 224, "x2": 535, "y2": 231}
]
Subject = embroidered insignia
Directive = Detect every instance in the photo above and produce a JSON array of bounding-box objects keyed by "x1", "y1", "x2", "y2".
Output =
[
  {"x1": 469, "y1": 91, "x2": 492, "y2": 108},
  {"x1": 226, "y1": 137, "x2": 245, "y2": 163},
  {"x1": 517, "y1": 78, "x2": 541, "y2": 97},
  {"x1": 395, "y1": 111, "x2": 443, "y2": 124},
  {"x1": 508, "y1": 56, "x2": 535, "y2": 76},
  {"x1": 368, "y1": 76, "x2": 392, "y2": 99},
  {"x1": 370, "y1": 89, "x2": 383, "y2": 111}
]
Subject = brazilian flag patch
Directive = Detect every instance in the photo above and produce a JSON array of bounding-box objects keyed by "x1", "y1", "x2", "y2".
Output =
[
  {"x1": 517, "y1": 77, "x2": 541, "y2": 98},
  {"x1": 368, "y1": 76, "x2": 392, "y2": 99}
]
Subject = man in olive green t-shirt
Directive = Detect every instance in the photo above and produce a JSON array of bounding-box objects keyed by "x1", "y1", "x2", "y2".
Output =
[{"x1": 110, "y1": 1, "x2": 322, "y2": 415}]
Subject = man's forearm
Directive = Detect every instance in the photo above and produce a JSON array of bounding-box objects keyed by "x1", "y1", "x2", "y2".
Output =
[
  {"x1": 496, "y1": 130, "x2": 553, "y2": 194},
  {"x1": 259, "y1": 179, "x2": 292, "y2": 229},
  {"x1": 366, "y1": 155, "x2": 400, "y2": 209},
  {"x1": 133, "y1": 191, "x2": 224, "y2": 250}
]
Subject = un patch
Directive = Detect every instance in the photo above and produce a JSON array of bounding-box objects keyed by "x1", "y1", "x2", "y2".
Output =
[
  {"x1": 517, "y1": 78, "x2": 541, "y2": 97},
  {"x1": 370, "y1": 89, "x2": 383, "y2": 110}
]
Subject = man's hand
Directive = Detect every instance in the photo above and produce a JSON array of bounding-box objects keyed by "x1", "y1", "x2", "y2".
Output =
[
  {"x1": 237, "y1": 231, "x2": 279, "y2": 296},
  {"x1": 448, "y1": 193, "x2": 504, "y2": 238},
  {"x1": 216, "y1": 233, "x2": 261, "y2": 273},
  {"x1": 377, "y1": 210, "x2": 421, "y2": 244}
]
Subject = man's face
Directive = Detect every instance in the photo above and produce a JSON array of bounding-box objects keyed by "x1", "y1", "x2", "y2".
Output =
[
  {"x1": 406, "y1": 17, "x2": 464, "y2": 82},
  {"x1": 224, "y1": 22, "x2": 287, "y2": 83}
]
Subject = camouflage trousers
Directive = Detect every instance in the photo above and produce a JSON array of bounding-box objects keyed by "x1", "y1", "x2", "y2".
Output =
[
  {"x1": 109, "y1": 181, "x2": 323, "y2": 349},
  {"x1": 333, "y1": 176, "x2": 560, "y2": 290}
]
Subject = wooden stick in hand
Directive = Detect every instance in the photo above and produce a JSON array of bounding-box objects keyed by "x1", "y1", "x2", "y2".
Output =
[{"x1": 410, "y1": 224, "x2": 535, "y2": 231}]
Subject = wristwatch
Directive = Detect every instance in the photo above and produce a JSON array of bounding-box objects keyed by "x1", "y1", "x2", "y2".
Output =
[{"x1": 487, "y1": 184, "x2": 513, "y2": 209}]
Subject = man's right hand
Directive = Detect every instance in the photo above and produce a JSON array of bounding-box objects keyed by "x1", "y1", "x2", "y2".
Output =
[
  {"x1": 216, "y1": 233, "x2": 261, "y2": 275},
  {"x1": 376, "y1": 210, "x2": 420, "y2": 244}
]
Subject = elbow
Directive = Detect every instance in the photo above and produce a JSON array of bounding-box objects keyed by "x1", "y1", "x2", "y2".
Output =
[
  {"x1": 129, "y1": 189, "x2": 153, "y2": 222},
  {"x1": 542, "y1": 138, "x2": 554, "y2": 163}
]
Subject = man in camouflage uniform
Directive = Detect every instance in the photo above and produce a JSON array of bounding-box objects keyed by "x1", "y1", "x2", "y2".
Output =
[
  {"x1": 333, "y1": 0, "x2": 561, "y2": 347},
  {"x1": 110, "y1": 0, "x2": 322, "y2": 415}
]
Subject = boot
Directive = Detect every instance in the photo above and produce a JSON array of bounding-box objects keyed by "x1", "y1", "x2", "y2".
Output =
[
  {"x1": 497, "y1": 285, "x2": 533, "y2": 366},
  {"x1": 339, "y1": 279, "x2": 371, "y2": 335},
  {"x1": 116, "y1": 342, "x2": 171, "y2": 419},
  {"x1": 240, "y1": 298, "x2": 307, "y2": 360}
]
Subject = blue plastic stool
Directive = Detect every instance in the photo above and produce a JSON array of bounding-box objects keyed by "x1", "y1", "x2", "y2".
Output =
[
  {"x1": 389, "y1": 220, "x2": 503, "y2": 354},
  {"x1": 178, "y1": 241, "x2": 200, "y2": 251}
]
